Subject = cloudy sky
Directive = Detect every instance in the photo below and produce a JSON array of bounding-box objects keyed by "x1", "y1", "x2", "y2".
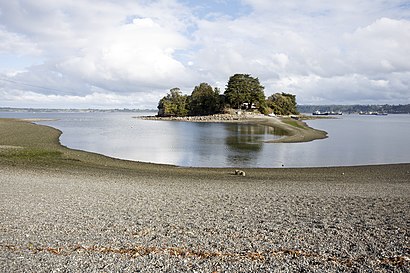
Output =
[{"x1": 1, "y1": 0, "x2": 409, "y2": 109}]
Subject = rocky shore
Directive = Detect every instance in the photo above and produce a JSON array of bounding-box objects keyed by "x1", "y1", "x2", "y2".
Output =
[{"x1": 139, "y1": 112, "x2": 264, "y2": 122}]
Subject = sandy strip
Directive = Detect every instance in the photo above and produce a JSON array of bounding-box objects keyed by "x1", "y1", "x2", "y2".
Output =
[{"x1": 0, "y1": 118, "x2": 409, "y2": 272}]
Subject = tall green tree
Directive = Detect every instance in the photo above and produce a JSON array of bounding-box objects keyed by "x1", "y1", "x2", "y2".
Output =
[
  {"x1": 266, "y1": 92, "x2": 299, "y2": 115},
  {"x1": 189, "y1": 83, "x2": 222, "y2": 116},
  {"x1": 224, "y1": 74, "x2": 265, "y2": 109},
  {"x1": 157, "y1": 88, "x2": 189, "y2": 117}
]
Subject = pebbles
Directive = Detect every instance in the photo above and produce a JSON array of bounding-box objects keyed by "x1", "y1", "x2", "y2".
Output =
[{"x1": 0, "y1": 165, "x2": 409, "y2": 272}]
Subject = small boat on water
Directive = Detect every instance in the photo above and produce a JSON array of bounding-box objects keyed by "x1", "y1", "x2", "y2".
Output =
[{"x1": 313, "y1": 110, "x2": 342, "y2": 116}]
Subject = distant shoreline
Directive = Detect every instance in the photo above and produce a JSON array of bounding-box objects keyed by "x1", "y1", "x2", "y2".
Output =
[{"x1": 138, "y1": 113, "x2": 328, "y2": 143}]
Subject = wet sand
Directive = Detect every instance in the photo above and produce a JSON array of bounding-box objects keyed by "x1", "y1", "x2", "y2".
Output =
[{"x1": 0, "y1": 118, "x2": 409, "y2": 272}]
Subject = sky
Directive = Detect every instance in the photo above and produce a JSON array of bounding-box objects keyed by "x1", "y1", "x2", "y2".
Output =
[{"x1": 0, "y1": 0, "x2": 410, "y2": 109}]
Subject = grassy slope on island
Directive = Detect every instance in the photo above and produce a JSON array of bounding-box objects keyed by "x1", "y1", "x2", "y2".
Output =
[{"x1": 248, "y1": 116, "x2": 328, "y2": 143}]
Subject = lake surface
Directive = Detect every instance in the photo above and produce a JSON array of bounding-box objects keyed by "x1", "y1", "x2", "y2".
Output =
[{"x1": 1, "y1": 111, "x2": 410, "y2": 168}]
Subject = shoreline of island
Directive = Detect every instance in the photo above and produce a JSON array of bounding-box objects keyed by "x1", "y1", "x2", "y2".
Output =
[{"x1": 138, "y1": 113, "x2": 328, "y2": 143}]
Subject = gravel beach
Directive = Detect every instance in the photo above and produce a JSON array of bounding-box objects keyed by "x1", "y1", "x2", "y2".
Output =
[
  {"x1": 0, "y1": 118, "x2": 409, "y2": 272},
  {"x1": 1, "y1": 164, "x2": 409, "y2": 272}
]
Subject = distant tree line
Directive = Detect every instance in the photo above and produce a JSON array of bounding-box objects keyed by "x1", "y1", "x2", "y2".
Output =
[
  {"x1": 297, "y1": 104, "x2": 410, "y2": 114},
  {"x1": 157, "y1": 74, "x2": 299, "y2": 117}
]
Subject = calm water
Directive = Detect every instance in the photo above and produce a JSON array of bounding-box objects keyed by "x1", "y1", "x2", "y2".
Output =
[{"x1": 1, "y1": 111, "x2": 410, "y2": 167}]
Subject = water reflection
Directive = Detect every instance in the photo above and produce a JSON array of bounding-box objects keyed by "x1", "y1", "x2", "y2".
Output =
[
  {"x1": 225, "y1": 124, "x2": 263, "y2": 151},
  {"x1": 224, "y1": 123, "x2": 282, "y2": 166}
]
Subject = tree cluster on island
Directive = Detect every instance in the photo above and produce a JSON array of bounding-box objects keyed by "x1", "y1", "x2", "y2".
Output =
[{"x1": 157, "y1": 74, "x2": 299, "y2": 117}]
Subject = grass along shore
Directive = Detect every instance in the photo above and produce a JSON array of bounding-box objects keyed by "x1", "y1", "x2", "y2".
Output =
[{"x1": 0, "y1": 118, "x2": 409, "y2": 272}]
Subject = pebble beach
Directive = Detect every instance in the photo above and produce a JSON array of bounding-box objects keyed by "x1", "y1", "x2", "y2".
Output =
[{"x1": 0, "y1": 118, "x2": 409, "y2": 272}]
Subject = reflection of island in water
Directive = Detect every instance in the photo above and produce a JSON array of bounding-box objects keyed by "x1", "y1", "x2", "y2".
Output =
[{"x1": 224, "y1": 123, "x2": 286, "y2": 165}]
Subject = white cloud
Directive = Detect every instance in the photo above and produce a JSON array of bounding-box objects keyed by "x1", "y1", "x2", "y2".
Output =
[
  {"x1": 190, "y1": 2, "x2": 410, "y2": 104},
  {"x1": 0, "y1": 0, "x2": 198, "y2": 104},
  {"x1": 344, "y1": 17, "x2": 410, "y2": 74},
  {"x1": 0, "y1": 0, "x2": 409, "y2": 108},
  {"x1": 0, "y1": 88, "x2": 162, "y2": 109},
  {"x1": 58, "y1": 16, "x2": 192, "y2": 90},
  {"x1": 0, "y1": 27, "x2": 41, "y2": 55}
]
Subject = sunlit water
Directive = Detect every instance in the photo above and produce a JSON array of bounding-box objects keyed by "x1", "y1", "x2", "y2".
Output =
[{"x1": 1, "y1": 111, "x2": 410, "y2": 167}]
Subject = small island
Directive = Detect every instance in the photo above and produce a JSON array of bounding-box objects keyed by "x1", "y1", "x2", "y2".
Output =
[{"x1": 141, "y1": 73, "x2": 328, "y2": 143}]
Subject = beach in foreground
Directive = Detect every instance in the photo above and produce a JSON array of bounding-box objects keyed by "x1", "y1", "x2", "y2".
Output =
[{"x1": 0, "y1": 118, "x2": 409, "y2": 272}]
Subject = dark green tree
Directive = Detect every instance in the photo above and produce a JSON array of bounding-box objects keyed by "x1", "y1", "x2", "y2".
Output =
[
  {"x1": 266, "y1": 92, "x2": 299, "y2": 115},
  {"x1": 224, "y1": 74, "x2": 265, "y2": 109},
  {"x1": 157, "y1": 88, "x2": 189, "y2": 117},
  {"x1": 189, "y1": 83, "x2": 223, "y2": 116}
]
